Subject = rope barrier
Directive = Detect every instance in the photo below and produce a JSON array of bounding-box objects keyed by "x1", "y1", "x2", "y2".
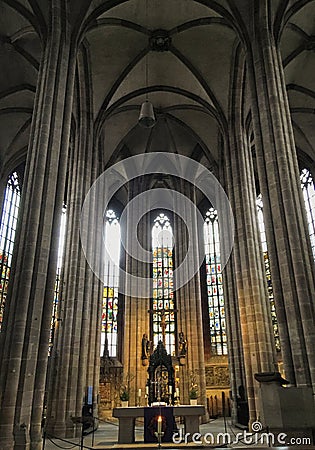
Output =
[{"x1": 43, "y1": 432, "x2": 93, "y2": 450}]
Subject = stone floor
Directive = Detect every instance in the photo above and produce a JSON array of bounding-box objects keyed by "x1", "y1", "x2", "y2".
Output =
[{"x1": 43, "y1": 417, "x2": 315, "y2": 449}]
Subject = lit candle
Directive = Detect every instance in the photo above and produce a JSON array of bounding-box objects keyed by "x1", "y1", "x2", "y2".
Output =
[
  {"x1": 157, "y1": 416, "x2": 162, "y2": 435},
  {"x1": 138, "y1": 388, "x2": 141, "y2": 398},
  {"x1": 169, "y1": 385, "x2": 173, "y2": 394},
  {"x1": 176, "y1": 388, "x2": 179, "y2": 397},
  {"x1": 146, "y1": 385, "x2": 149, "y2": 395}
]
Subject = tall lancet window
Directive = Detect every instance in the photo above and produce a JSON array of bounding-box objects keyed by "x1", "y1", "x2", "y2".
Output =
[
  {"x1": 256, "y1": 195, "x2": 280, "y2": 351},
  {"x1": 204, "y1": 208, "x2": 227, "y2": 355},
  {"x1": 152, "y1": 213, "x2": 175, "y2": 355},
  {"x1": 49, "y1": 205, "x2": 67, "y2": 354},
  {"x1": 101, "y1": 210, "x2": 120, "y2": 357},
  {"x1": 0, "y1": 172, "x2": 21, "y2": 330},
  {"x1": 300, "y1": 168, "x2": 315, "y2": 260}
]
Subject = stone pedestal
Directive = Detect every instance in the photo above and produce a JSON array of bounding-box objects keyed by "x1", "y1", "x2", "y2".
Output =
[
  {"x1": 118, "y1": 417, "x2": 136, "y2": 444},
  {"x1": 255, "y1": 372, "x2": 315, "y2": 439}
]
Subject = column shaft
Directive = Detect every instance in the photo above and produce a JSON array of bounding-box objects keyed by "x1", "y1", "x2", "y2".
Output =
[
  {"x1": 45, "y1": 46, "x2": 99, "y2": 438},
  {"x1": 225, "y1": 50, "x2": 276, "y2": 422},
  {"x1": 122, "y1": 179, "x2": 150, "y2": 405},
  {"x1": 173, "y1": 181, "x2": 207, "y2": 413},
  {"x1": 0, "y1": 5, "x2": 75, "y2": 448},
  {"x1": 247, "y1": 1, "x2": 315, "y2": 389}
]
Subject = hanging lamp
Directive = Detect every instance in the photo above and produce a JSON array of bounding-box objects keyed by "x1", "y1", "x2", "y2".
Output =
[
  {"x1": 139, "y1": 100, "x2": 156, "y2": 128},
  {"x1": 138, "y1": 0, "x2": 156, "y2": 128}
]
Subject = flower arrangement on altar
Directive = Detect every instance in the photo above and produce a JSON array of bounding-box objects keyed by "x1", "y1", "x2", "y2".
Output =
[
  {"x1": 189, "y1": 384, "x2": 198, "y2": 400},
  {"x1": 118, "y1": 372, "x2": 134, "y2": 406},
  {"x1": 120, "y1": 386, "x2": 129, "y2": 401},
  {"x1": 189, "y1": 370, "x2": 199, "y2": 403}
]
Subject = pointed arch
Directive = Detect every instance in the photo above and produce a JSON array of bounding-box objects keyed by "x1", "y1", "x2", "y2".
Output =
[
  {"x1": 0, "y1": 171, "x2": 21, "y2": 330},
  {"x1": 204, "y1": 207, "x2": 227, "y2": 355},
  {"x1": 256, "y1": 195, "x2": 281, "y2": 352},
  {"x1": 101, "y1": 209, "x2": 121, "y2": 357},
  {"x1": 151, "y1": 212, "x2": 176, "y2": 355},
  {"x1": 300, "y1": 168, "x2": 315, "y2": 260}
]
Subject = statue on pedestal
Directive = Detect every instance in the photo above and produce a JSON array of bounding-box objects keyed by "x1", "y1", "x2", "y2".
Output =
[
  {"x1": 178, "y1": 331, "x2": 187, "y2": 356},
  {"x1": 141, "y1": 333, "x2": 151, "y2": 365}
]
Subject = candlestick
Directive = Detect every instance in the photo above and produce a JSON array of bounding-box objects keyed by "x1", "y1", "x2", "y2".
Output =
[{"x1": 157, "y1": 415, "x2": 162, "y2": 435}]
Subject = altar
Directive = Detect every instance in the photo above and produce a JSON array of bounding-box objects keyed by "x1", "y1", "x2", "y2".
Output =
[{"x1": 112, "y1": 405, "x2": 205, "y2": 444}]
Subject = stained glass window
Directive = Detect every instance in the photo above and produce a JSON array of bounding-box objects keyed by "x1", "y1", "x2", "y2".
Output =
[
  {"x1": 204, "y1": 208, "x2": 227, "y2": 355},
  {"x1": 0, "y1": 172, "x2": 21, "y2": 331},
  {"x1": 256, "y1": 194, "x2": 281, "y2": 351},
  {"x1": 49, "y1": 205, "x2": 67, "y2": 354},
  {"x1": 101, "y1": 210, "x2": 120, "y2": 357},
  {"x1": 300, "y1": 168, "x2": 315, "y2": 260},
  {"x1": 152, "y1": 213, "x2": 175, "y2": 355}
]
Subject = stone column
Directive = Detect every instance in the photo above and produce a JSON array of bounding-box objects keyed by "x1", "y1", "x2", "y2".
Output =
[
  {"x1": 0, "y1": 174, "x2": 9, "y2": 216},
  {"x1": 173, "y1": 180, "x2": 207, "y2": 414},
  {"x1": 219, "y1": 126, "x2": 247, "y2": 424},
  {"x1": 89, "y1": 136, "x2": 105, "y2": 420},
  {"x1": 122, "y1": 179, "x2": 150, "y2": 405},
  {"x1": 45, "y1": 44, "x2": 101, "y2": 438},
  {"x1": 224, "y1": 48, "x2": 277, "y2": 423},
  {"x1": 222, "y1": 254, "x2": 246, "y2": 423},
  {"x1": 247, "y1": 1, "x2": 315, "y2": 391},
  {"x1": 0, "y1": 3, "x2": 76, "y2": 449},
  {"x1": 173, "y1": 185, "x2": 190, "y2": 401},
  {"x1": 219, "y1": 169, "x2": 247, "y2": 423}
]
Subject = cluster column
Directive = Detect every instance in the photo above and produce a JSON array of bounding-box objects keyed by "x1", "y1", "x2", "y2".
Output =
[
  {"x1": 0, "y1": 3, "x2": 76, "y2": 449},
  {"x1": 46, "y1": 46, "x2": 102, "y2": 438},
  {"x1": 122, "y1": 178, "x2": 151, "y2": 405},
  {"x1": 224, "y1": 50, "x2": 277, "y2": 422},
  {"x1": 247, "y1": 1, "x2": 315, "y2": 391},
  {"x1": 173, "y1": 181, "x2": 207, "y2": 414}
]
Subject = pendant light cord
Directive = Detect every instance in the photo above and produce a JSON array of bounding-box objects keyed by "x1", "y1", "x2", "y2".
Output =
[{"x1": 145, "y1": 0, "x2": 148, "y2": 101}]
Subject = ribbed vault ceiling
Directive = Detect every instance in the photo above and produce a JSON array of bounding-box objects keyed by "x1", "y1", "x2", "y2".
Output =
[{"x1": 0, "y1": 0, "x2": 314, "y2": 175}]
